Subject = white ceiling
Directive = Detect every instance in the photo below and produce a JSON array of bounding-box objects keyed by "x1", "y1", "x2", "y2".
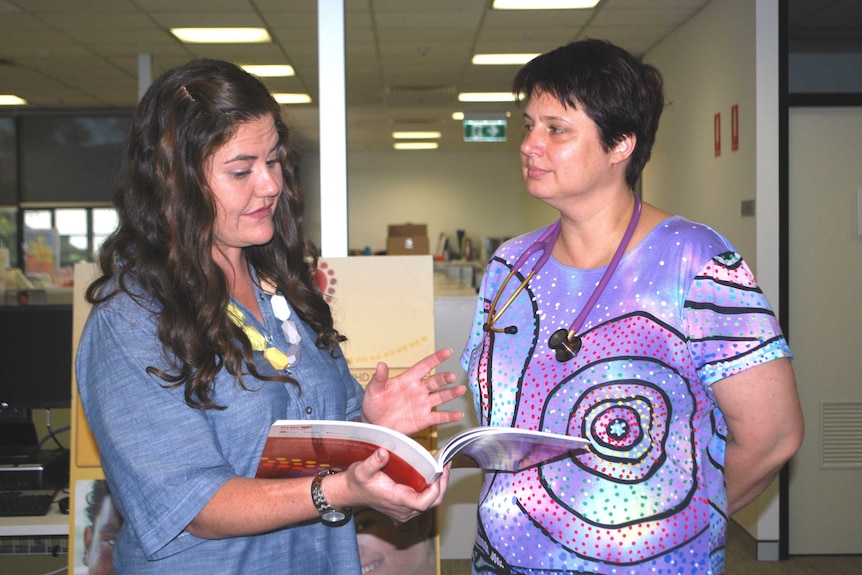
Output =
[{"x1": 0, "y1": 0, "x2": 856, "y2": 153}]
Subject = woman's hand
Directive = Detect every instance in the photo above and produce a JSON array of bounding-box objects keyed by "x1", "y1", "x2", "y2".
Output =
[
  {"x1": 360, "y1": 348, "x2": 465, "y2": 436},
  {"x1": 326, "y1": 448, "x2": 450, "y2": 524},
  {"x1": 186, "y1": 449, "x2": 452, "y2": 539}
]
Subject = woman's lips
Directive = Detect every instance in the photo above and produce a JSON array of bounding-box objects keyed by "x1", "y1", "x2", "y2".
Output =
[
  {"x1": 524, "y1": 165, "x2": 548, "y2": 179},
  {"x1": 246, "y1": 205, "x2": 272, "y2": 219}
]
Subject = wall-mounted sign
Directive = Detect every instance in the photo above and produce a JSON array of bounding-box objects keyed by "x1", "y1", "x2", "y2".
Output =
[{"x1": 464, "y1": 119, "x2": 507, "y2": 142}]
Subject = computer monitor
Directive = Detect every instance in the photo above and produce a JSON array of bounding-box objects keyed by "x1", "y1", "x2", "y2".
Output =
[{"x1": 0, "y1": 304, "x2": 73, "y2": 461}]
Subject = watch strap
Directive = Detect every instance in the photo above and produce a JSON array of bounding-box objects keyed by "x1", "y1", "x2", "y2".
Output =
[{"x1": 311, "y1": 469, "x2": 352, "y2": 525}]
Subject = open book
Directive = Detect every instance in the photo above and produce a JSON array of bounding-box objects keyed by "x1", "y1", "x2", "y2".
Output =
[{"x1": 255, "y1": 420, "x2": 591, "y2": 491}]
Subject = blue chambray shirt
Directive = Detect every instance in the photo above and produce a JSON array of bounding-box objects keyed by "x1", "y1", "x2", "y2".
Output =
[{"x1": 76, "y1": 272, "x2": 364, "y2": 574}]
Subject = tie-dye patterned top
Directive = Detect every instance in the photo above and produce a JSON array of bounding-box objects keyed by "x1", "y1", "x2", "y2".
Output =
[{"x1": 460, "y1": 216, "x2": 791, "y2": 575}]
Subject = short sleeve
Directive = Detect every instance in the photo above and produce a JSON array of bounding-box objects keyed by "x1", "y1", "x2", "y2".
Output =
[
  {"x1": 77, "y1": 302, "x2": 235, "y2": 560},
  {"x1": 683, "y1": 251, "x2": 792, "y2": 386}
]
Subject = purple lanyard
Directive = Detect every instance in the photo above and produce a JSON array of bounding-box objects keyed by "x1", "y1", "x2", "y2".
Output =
[{"x1": 566, "y1": 192, "x2": 642, "y2": 337}]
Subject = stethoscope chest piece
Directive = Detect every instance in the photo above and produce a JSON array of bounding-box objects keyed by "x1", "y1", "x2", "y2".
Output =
[
  {"x1": 485, "y1": 193, "x2": 642, "y2": 363},
  {"x1": 548, "y1": 328, "x2": 581, "y2": 362}
]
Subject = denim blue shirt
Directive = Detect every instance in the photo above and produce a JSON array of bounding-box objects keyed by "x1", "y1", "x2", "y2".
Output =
[{"x1": 76, "y1": 272, "x2": 364, "y2": 574}]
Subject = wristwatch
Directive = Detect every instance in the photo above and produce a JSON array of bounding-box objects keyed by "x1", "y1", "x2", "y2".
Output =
[{"x1": 311, "y1": 469, "x2": 352, "y2": 525}]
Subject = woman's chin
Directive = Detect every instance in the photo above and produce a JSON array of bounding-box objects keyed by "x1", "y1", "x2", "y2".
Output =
[{"x1": 361, "y1": 557, "x2": 384, "y2": 575}]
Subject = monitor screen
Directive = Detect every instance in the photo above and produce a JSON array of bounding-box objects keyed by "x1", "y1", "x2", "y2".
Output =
[
  {"x1": 0, "y1": 116, "x2": 16, "y2": 206},
  {"x1": 0, "y1": 304, "x2": 73, "y2": 409},
  {"x1": 18, "y1": 113, "x2": 131, "y2": 203}
]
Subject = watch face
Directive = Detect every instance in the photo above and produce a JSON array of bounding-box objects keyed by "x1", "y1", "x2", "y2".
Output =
[{"x1": 322, "y1": 509, "x2": 347, "y2": 523}]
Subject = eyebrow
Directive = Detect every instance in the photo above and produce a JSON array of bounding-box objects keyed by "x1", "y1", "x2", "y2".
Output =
[
  {"x1": 222, "y1": 142, "x2": 280, "y2": 165},
  {"x1": 223, "y1": 154, "x2": 256, "y2": 164},
  {"x1": 523, "y1": 111, "x2": 569, "y2": 124}
]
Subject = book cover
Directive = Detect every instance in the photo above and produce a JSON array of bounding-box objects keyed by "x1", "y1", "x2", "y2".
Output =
[{"x1": 255, "y1": 420, "x2": 590, "y2": 491}]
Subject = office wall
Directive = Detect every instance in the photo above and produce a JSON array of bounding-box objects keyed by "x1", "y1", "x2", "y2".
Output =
[
  {"x1": 344, "y1": 148, "x2": 556, "y2": 256},
  {"x1": 643, "y1": 0, "x2": 758, "y2": 271},
  {"x1": 297, "y1": 150, "x2": 322, "y2": 246}
]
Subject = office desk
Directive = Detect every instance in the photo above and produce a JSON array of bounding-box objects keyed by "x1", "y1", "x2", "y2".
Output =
[
  {"x1": 0, "y1": 506, "x2": 68, "y2": 537},
  {"x1": 0, "y1": 493, "x2": 69, "y2": 564}
]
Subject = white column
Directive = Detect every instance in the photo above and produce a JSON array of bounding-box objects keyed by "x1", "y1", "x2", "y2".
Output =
[
  {"x1": 138, "y1": 53, "x2": 152, "y2": 102},
  {"x1": 753, "y1": 0, "x2": 781, "y2": 559},
  {"x1": 317, "y1": 0, "x2": 348, "y2": 257}
]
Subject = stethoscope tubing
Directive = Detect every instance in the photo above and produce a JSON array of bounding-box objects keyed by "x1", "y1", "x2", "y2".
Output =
[
  {"x1": 484, "y1": 193, "x2": 642, "y2": 353},
  {"x1": 484, "y1": 221, "x2": 561, "y2": 330}
]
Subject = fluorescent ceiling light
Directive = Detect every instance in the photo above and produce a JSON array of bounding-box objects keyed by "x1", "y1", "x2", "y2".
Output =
[
  {"x1": 0, "y1": 95, "x2": 27, "y2": 105},
  {"x1": 273, "y1": 93, "x2": 312, "y2": 104},
  {"x1": 458, "y1": 92, "x2": 517, "y2": 103},
  {"x1": 472, "y1": 53, "x2": 539, "y2": 65},
  {"x1": 451, "y1": 112, "x2": 465, "y2": 121},
  {"x1": 392, "y1": 131, "x2": 441, "y2": 140},
  {"x1": 394, "y1": 142, "x2": 438, "y2": 150},
  {"x1": 171, "y1": 27, "x2": 271, "y2": 43},
  {"x1": 241, "y1": 64, "x2": 295, "y2": 77},
  {"x1": 493, "y1": 0, "x2": 600, "y2": 8}
]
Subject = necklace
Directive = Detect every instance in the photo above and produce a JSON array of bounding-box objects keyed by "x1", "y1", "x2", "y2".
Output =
[{"x1": 227, "y1": 289, "x2": 302, "y2": 371}]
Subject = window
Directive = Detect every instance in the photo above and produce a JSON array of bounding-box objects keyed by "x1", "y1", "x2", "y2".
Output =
[
  {"x1": 20, "y1": 206, "x2": 117, "y2": 273},
  {"x1": 0, "y1": 207, "x2": 16, "y2": 268}
]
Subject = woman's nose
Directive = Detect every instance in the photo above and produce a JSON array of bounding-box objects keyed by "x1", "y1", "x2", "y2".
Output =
[
  {"x1": 258, "y1": 168, "x2": 282, "y2": 196},
  {"x1": 520, "y1": 129, "x2": 542, "y2": 157}
]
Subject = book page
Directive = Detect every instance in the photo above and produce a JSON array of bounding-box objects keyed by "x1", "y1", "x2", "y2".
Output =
[{"x1": 439, "y1": 428, "x2": 590, "y2": 472}]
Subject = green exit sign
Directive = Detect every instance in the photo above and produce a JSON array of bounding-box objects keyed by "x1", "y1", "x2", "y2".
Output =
[{"x1": 464, "y1": 119, "x2": 507, "y2": 142}]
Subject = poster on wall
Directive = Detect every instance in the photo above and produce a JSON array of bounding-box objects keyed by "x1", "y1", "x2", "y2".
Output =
[
  {"x1": 68, "y1": 256, "x2": 440, "y2": 574},
  {"x1": 24, "y1": 227, "x2": 60, "y2": 276}
]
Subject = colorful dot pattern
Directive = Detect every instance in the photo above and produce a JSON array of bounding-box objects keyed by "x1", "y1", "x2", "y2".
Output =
[{"x1": 461, "y1": 217, "x2": 791, "y2": 574}]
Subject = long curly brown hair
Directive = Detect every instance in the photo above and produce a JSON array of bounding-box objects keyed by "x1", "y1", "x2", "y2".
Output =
[{"x1": 87, "y1": 59, "x2": 344, "y2": 410}]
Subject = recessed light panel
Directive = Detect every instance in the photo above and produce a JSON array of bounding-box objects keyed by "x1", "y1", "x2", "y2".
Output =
[
  {"x1": 493, "y1": 0, "x2": 600, "y2": 8},
  {"x1": 458, "y1": 92, "x2": 517, "y2": 103},
  {"x1": 0, "y1": 95, "x2": 26, "y2": 105},
  {"x1": 394, "y1": 142, "x2": 439, "y2": 150},
  {"x1": 171, "y1": 27, "x2": 271, "y2": 43},
  {"x1": 392, "y1": 131, "x2": 442, "y2": 140},
  {"x1": 273, "y1": 93, "x2": 312, "y2": 104},
  {"x1": 472, "y1": 54, "x2": 539, "y2": 65},
  {"x1": 241, "y1": 64, "x2": 295, "y2": 77}
]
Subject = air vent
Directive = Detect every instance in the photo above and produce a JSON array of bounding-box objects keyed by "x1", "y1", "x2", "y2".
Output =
[
  {"x1": 384, "y1": 85, "x2": 455, "y2": 95},
  {"x1": 821, "y1": 401, "x2": 862, "y2": 468},
  {"x1": 384, "y1": 85, "x2": 456, "y2": 108}
]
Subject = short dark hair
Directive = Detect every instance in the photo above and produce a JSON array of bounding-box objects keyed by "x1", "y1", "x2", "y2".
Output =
[
  {"x1": 513, "y1": 39, "x2": 666, "y2": 188},
  {"x1": 85, "y1": 479, "x2": 111, "y2": 526}
]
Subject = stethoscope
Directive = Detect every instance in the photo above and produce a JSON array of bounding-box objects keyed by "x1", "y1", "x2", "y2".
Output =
[{"x1": 483, "y1": 193, "x2": 642, "y2": 362}]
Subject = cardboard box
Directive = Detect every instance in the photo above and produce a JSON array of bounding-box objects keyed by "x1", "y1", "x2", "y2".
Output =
[{"x1": 386, "y1": 223, "x2": 430, "y2": 255}]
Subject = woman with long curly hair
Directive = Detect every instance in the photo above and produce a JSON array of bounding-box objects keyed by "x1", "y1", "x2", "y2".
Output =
[{"x1": 76, "y1": 58, "x2": 464, "y2": 574}]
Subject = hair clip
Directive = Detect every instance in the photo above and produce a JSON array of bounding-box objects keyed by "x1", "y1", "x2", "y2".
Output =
[{"x1": 181, "y1": 85, "x2": 196, "y2": 102}]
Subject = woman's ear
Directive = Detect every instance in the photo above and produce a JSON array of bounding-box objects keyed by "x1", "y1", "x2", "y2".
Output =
[{"x1": 611, "y1": 133, "x2": 637, "y2": 164}]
